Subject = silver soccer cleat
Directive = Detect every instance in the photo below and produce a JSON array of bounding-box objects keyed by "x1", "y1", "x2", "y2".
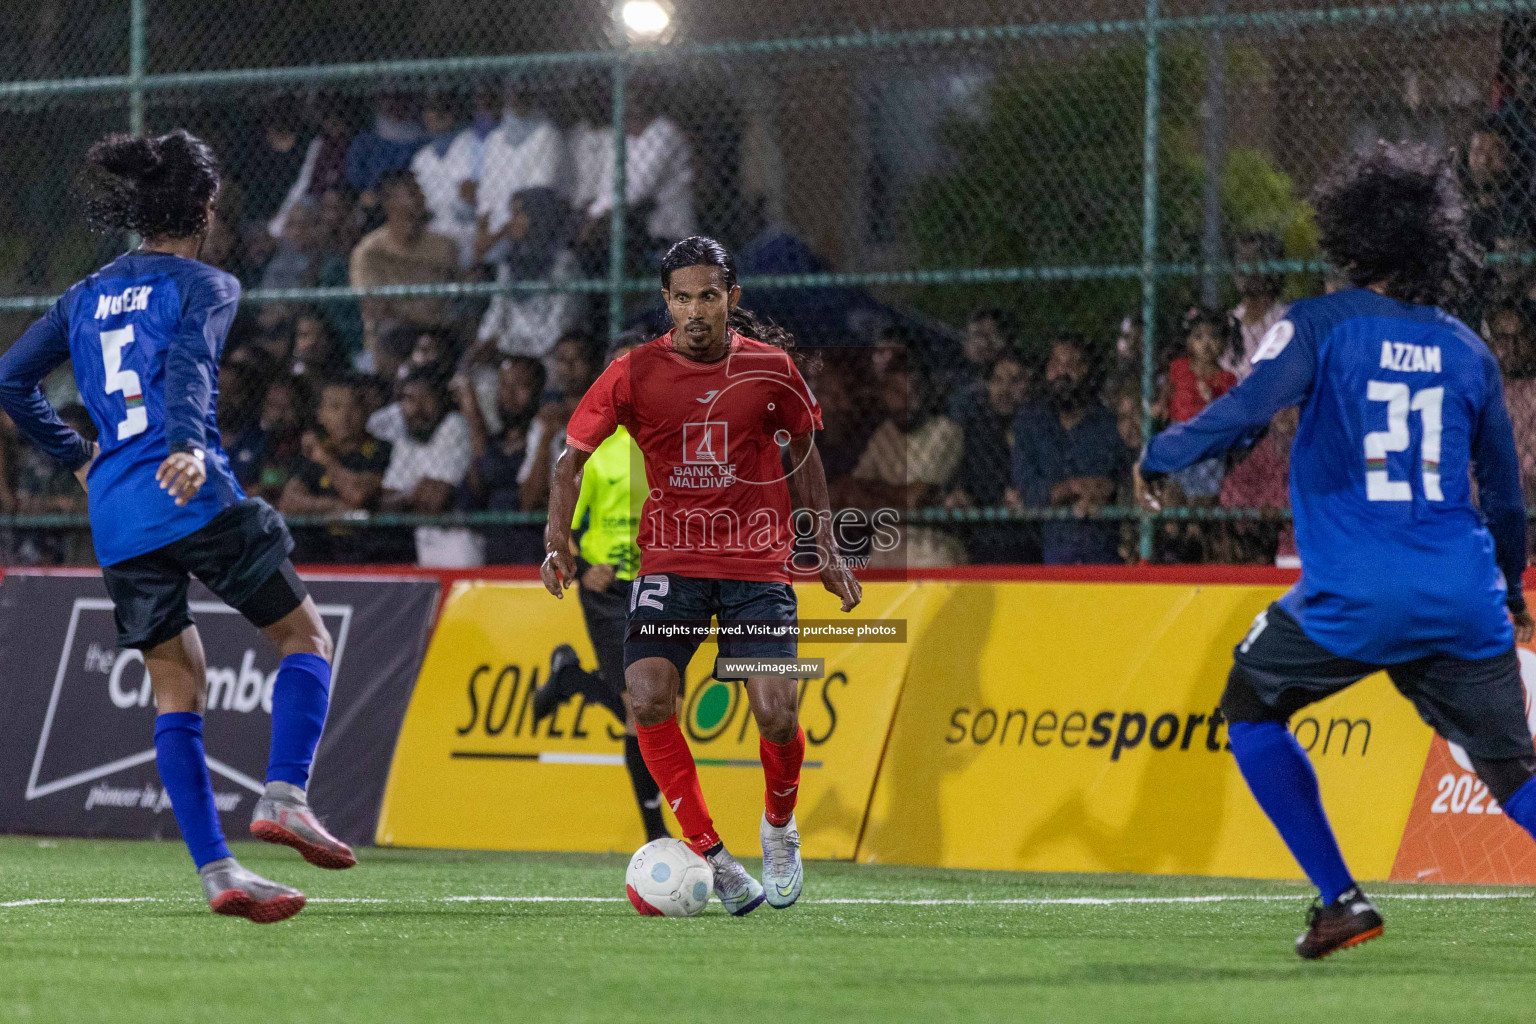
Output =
[
  {"x1": 760, "y1": 813, "x2": 803, "y2": 909},
  {"x1": 199, "y1": 857, "x2": 306, "y2": 924},
  {"x1": 705, "y1": 845, "x2": 766, "y2": 916},
  {"x1": 250, "y1": 782, "x2": 357, "y2": 870}
]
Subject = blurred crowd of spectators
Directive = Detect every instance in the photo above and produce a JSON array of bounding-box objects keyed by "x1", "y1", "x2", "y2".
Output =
[{"x1": 13, "y1": 56, "x2": 1536, "y2": 570}]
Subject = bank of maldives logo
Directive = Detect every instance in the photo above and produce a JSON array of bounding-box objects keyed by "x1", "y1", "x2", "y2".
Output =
[
  {"x1": 25, "y1": 597, "x2": 351, "y2": 806},
  {"x1": 683, "y1": 421, "x2": 729, "y2": 464}
]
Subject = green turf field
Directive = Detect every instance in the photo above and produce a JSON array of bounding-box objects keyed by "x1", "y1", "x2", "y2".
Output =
[{"x1": 2, "y1": 837, "x2": 1534, "y2": 1023}]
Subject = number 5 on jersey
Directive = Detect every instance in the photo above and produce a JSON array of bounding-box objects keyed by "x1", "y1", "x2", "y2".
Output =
[
  {"x1": 1364, "y1": 380, "x2": 1442, "y2": 502},
  {"x1": 100, "y1": 325, "x2": 147, "y2": 440}
]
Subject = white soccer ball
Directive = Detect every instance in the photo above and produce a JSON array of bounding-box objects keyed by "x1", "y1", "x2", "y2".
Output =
[{"x1": 625, "y1": 838, "x2": 713, "y2": 917}]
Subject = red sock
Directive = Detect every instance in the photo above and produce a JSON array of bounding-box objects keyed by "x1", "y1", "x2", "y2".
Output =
[
  {"x1": 636, "y1": 716, "x2": 719, "y2": 854},
  {"x1": 760, "y1": 726, "x2": 805, "y2": 828}
]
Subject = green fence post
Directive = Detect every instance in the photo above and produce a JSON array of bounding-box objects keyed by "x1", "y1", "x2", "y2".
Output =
[
  {"x1": 1138, "y1": 0, "x2": 1160, "y2": 562},
  {"x1": 129, "y1": 0, "x2": 147, "y2": 136},
  {"x1": 607, "y1": 46, "x2": 628, "y2": 344}
]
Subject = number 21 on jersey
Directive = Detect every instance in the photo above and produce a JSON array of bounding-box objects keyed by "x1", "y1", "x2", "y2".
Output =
[
  {"x1": 100, "y1": 325, "x2": 147, "y2": 441},
  {"x1": 1364, "y1": 380, "x2": 1442, "y2": 502}
]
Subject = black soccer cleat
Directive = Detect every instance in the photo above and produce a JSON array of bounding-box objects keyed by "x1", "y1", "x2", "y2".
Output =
[
  {"x1": 534, "y1": 644, "x2": 582, "y2": 722},
  {"x1": 1295, "y1": 886, "x2": 1384, "y2": 960}
]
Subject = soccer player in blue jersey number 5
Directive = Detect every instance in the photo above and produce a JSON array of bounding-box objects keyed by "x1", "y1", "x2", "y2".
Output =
[
  {"x1": 1140, "y1": 142, "x2": 1536, "y2": 959},
  {"x1": 0, "y1": 131, "x2": 355, "y2": 923}
]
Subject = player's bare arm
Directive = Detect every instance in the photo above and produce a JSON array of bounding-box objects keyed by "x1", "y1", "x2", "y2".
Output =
[
  {"x1": 542, "y1": 445, "x2": 591, "y2": 597},
  {"x1": 786, "y1": 431, "x2": 861, "y2": 612}
]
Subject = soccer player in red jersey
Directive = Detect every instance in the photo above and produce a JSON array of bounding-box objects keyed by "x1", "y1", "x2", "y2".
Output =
[{"x1": 542, "y1": 236, "x2": 860, "y2": 914}]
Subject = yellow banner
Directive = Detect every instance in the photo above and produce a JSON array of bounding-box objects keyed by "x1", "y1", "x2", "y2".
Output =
[
  {"x1": 376, "y1": 580, "x2": 941, "y2": 857},
  {"x1": 857, "y1": 582, "x2": 1436, "y2": 880}
]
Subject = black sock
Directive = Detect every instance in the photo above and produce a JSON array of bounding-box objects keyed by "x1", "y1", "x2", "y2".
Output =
[{"x1": 624, "y1": 734, "x2": 670, "y2": 841}]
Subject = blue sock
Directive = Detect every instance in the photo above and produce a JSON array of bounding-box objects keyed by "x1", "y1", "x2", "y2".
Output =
[
  {"x1": 266, "y1": 652, "x2": 332, "y2": 789},
  {"x1": 1228, "y1": 720, "x2": 1355, "y2": 904},
  {"x1": 153, "y1": 713, "x2": 231, "y2": 869},
  {"x1": 1501, "y1": 776, "x2": 1536, "y2": 838}
]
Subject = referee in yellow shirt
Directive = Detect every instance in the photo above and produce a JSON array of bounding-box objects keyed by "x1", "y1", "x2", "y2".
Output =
[{"x1": 533, "y1": 337, "x2": 668, "y2": 840}]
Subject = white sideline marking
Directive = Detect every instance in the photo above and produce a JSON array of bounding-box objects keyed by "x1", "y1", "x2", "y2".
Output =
[{"x1": 3, "y1": 891, "x2": 1534, "y2": 910}]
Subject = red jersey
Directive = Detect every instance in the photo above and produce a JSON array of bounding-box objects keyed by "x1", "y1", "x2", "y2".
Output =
[
  {"x1": 565, "y1": 331, "x2": 823, "y2": 582},
  {"x1": 1168, "y1": 356, "x2": 1237, "y2": 422}
]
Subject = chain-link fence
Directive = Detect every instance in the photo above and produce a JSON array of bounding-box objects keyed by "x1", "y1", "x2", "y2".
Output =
[{"x1": 0, "y1": 0, "x2": 1531, "y2": 568}]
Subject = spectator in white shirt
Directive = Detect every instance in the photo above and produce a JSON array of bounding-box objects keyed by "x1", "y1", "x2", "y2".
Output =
[
  {"x1": 410, "y1": 93, "x2": 475, "y2": 269},
  {"x1": 472, "y1": 186, "x2": 583, "y2": 371},
  {"x1": 578, "y1": 103, "x2": 696, "y2": 256},
  {"x1": 476, "y1": 83, "x2": 568, "y2": 237},
  {"x1": 1223, "y1": 231, "x2": 1291, "y2": 381},
  {"x1": 377, "y1": 367, "x2": 479, "y2": 567}
]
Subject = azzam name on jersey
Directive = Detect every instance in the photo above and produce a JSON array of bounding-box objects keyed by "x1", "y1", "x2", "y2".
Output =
[
  {"x1": 1379, "y1": 341, "x2": 1442, "y2": 373},
  {"x1": 94, "y1": 286, "x2": 153, "y2": 319}
]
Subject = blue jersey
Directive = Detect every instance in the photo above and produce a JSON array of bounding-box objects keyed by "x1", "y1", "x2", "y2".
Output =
[
  {"x1": 1144, "y1": 289, "x2": 1526, "y2": 664},
  {"x1": 0, "y1": 250, "x2": 245, "y2": 566}
]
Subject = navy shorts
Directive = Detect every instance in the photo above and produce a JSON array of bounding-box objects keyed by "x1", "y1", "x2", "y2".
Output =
[
  {"x1": 101, "y1": 498, "x2": 307, "y2": 650},
  {"x1": 622, "y1": 573, "x2": 797, "y2": 680},
  {"x1": 1224, "y1": 602, "x2": 1532, "y2": 761}
]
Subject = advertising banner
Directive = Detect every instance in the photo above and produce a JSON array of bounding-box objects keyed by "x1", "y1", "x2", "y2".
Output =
[
  {"x1": 857, "y1": 582, "x2": 1437, "y2": 881},
  {"x1": 376, "y1": 580, "x2": 944, "y2": 857},
  {"x1": 1389, "y1": 646, "x2": 1536, "y2": 884},
  {"x1": 0, "y1": 571, "x2": 437, "y2": 846}
]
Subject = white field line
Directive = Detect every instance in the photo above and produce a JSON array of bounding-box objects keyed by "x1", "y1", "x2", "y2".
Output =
[{"x1": 2, "y1": 891, "x2": 1535, "y2": 910}]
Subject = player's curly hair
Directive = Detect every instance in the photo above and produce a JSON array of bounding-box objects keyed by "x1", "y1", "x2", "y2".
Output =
[
  {"x1": 660, "y1": 235, "x2": 795, "y2": 351},
  {"x1": 78, "y1": 129, "x2": 221, "y2": 239},
  {"x1": 1313, "y1": 141, "x2": 1479, "y2": 308}
]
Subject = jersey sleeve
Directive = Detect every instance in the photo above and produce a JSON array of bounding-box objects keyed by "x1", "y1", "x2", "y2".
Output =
[
  {"x1": 1143, "y1": 309, "x2": 1318, "y2": 475},
  {"x1": 565, "y1": 356, "x2": 630, "y2": 453},
  {"x1": 771, "y1": 356, "x2": 823, "y2": 436},
  {"x1": 0, "y1": 294, "x2": 93, "y2": 470},
  {"x1": 165, "y1": 271, "x2": 240, "y2": 456},
  {"x1": 1472, "y1": 347, "x2": 1528, "y2": 611}
]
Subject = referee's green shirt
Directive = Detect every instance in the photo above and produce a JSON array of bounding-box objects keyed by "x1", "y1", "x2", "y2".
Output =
[{"x1": 572, "y1": 426, "x2": 644, "y2": 581}]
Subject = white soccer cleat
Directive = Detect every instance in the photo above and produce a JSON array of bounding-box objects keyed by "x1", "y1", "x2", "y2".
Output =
[
  {"x1": 250, "y1": 782, "x2": 357, "y2": 870},
  {"x1": 760, "y1": 813, "x2": 803, "y2": 909},
  {"x1": 200, "y1": 857, "x2": 306, "y2": 924},
  {"x1": 705, "y1": 845, "x2": 766, "y2": 916}
]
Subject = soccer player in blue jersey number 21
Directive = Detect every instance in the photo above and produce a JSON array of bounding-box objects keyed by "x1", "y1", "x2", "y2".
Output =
[
  {"x1": 0, "y1": 131, "x2": 355, "y2": 923},
  {"x1": 1141, "y1": 142, "x2": 1536, "y2": 959}
]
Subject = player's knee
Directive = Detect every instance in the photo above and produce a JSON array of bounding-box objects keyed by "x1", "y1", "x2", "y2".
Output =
[
  {"x1": 755, "y1": 702, "x2": 798, "y2": 744},
  {"x1": 625, "y1": 666, "x2": 678, "y2": 726},
  {"x1": 629, "y1": 687, "x2": 674, "y2": 727},
  {"x1": 1471, "y1": 755, "x2": 1536, "y2": 806},
  {"x1": 1219, "y1": 665, "x2": 1287, "y2": 724}
]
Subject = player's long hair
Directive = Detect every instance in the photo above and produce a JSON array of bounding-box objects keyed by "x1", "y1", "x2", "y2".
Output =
[
  {"x1": 660, "y1": 236, "x2": 795, "y2": 351},
  {"x1": 1313, "y1": 141, "x2": 1479, "y2": 308},
  {"x1": 78, "y1": 129, "x2": 221, "y2": 240}
]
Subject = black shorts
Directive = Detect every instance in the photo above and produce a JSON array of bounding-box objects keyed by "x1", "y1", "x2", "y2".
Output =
[
  {"x1": 622, "y1": 573, "x2": 797, "y2": 680},
  {"x1": 101, "y1": 498, "x2": 308, "y2": 650},
  {"x1": 1225, "y1": 602, "x2": 1532, "y2": 761}
]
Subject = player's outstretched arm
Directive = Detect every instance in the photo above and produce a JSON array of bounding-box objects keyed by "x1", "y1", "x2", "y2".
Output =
[
  {"x1": 542, "y1": 446, "x2": 591, "y2": 598},
  {"x1": 787, "y1": 432, "x2": 861, "y2": 613},
  {"x1": 1143, "y1": 316, "x2": 1315, "y2": 477},
  {"x1": 1472, "y1": 351, "x2": 1530, "y2": 639},
  {"x1": 0, "y1": 300, "x2": 93, "y2": 476}
]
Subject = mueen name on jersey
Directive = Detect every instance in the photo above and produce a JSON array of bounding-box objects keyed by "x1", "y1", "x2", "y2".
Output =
[
  {"x1": 93, "y1": 285, "x2": 153, "y2": 319},
  {"x1": 668, "y1": 463, "x2": 738, "y2": 488},
  {"x1": 1380, "y1": 341, "x2": 1442, "y2": 373}
]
